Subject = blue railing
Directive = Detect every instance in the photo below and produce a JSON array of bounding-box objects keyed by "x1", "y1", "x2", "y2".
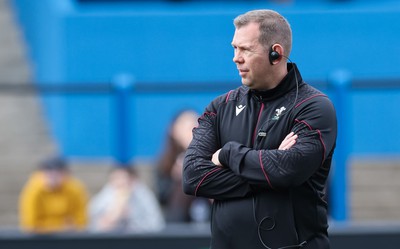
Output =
[{"x1": 3, "y1": 74, "x2": 400, "y2": 222}]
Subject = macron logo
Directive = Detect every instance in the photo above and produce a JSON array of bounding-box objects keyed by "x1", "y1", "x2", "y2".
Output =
[{"x1": 235, "y1": 104, "x2": 246, "y2": 116}]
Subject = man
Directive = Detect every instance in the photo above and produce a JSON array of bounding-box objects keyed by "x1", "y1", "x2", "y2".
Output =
[
  {"x1": 19, "y1": 157, "x2": 88, "y2": 233},
  {"x1": 183, "y1": 9, "x2": 337, "y2": 249}
]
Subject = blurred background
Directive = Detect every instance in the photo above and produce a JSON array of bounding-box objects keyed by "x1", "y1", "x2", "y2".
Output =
[{"x1": 1, "y1": 0, "x2": 400, "y2": 248}]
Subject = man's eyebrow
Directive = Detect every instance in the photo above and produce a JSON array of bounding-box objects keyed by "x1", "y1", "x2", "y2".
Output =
[{"x1": 231, "y1": 43, "x2": 251, "y2": 50}]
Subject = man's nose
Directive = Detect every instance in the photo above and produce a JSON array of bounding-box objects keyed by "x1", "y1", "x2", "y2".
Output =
[{"x1": 233, "y1": 53, "x2": 244, "y2": 63}]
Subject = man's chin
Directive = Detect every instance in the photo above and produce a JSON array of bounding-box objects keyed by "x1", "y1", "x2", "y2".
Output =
[{"x1": 241, "y1": 79, "x2": 252, "y2": 87}]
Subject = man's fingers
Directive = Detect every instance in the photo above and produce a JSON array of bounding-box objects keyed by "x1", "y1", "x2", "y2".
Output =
[
  {"x1": 281, "y1": 141, "x2": 294, "y2": 150},
  {"x1": 284, "y1": 131, "x2": 295, "y2": 139},
  {"x1": 212, "y1": 149, "x2": 222, "y2": 166},
  {"x1": 283, "y1": 138, "x2": 296, "y2": 150},
  {"x1": 279, "y1": 132, "x2": 298, "y2": 150}
]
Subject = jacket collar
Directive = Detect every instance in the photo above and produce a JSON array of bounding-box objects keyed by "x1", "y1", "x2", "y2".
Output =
[{"x1": 250, "y1": 63, "x2": 302, "y2": 102}]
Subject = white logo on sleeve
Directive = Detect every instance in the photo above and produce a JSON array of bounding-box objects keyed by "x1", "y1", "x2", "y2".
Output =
[{"x1": 235, "y1": 104, "x2": 246, "y2": 116}]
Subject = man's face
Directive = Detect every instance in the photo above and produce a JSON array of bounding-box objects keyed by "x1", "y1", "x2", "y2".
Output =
[{"x1": 231, "y1": 22, "x2": 273, "y2": 90}]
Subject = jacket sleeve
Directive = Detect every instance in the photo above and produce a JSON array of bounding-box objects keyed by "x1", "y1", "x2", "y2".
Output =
[
  {"x1": 183, "y1": 99, "x2": 253, "y2": 200},
  {"x1": 218, "y1": 95, "x2": 337, "y2": 189}
]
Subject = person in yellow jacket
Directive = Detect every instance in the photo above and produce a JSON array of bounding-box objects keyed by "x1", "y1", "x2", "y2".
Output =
[{"x1": 19, "y1": 156, "x2": 89, "y2": 233}]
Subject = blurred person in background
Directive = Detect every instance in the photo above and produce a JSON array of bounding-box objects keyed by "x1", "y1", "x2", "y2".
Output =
[
  {"x1": 183, "y1": 9, "x2": 337, "y2": 249},
  {"x1": 19, "y1": 156, "x2": 88, "y2": 234},
  {"x1": 88, "y1": 166, "x2": 165, "y2": 233},
  {"x1": 156, "y1": 109, "x2": 211, "y2": 223}
]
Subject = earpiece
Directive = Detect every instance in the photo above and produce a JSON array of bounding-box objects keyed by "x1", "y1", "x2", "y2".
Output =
[{"x1": 269, "y1": 45, "x2": 281, "y2": 65}]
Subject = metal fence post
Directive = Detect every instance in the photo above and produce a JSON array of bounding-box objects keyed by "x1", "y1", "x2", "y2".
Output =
[
  {"x1": 113, "y1": 74, "x2": 134, "y2": 166},
  {"x1": 329, "y1": 70, "x2": 351, "y2": 221}
]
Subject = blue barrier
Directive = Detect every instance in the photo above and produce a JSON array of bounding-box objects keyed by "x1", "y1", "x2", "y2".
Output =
[
  {"x1": 329, "y1": 70, "x2": 352, "y2": 221},
  {"x1": 113, "y1": 74, "x2": 135, "y2": 166}
]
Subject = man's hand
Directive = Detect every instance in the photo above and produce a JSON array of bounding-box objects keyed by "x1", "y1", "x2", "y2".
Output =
[
  {"x1": 212, "y1": 149, "x2": 223, "y2": 166},
  {"x1": 279, "y1": 132, "x2": 298, "y2": 150}
]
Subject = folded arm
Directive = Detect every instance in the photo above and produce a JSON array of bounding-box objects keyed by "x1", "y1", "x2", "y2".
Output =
[
  {"x1": 217, "y1": 96, "x2": 337, "y2": 190},
  {"x1": 183, "y1": 109, "x2": 253, "y2": 200}
]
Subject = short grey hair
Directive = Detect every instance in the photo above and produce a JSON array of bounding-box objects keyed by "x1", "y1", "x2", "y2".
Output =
[{"x1": 234, "y1": 9, "x2": 292, "y2": 56}]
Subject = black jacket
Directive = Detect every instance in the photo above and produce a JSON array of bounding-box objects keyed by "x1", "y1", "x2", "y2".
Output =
[{"x1": 183, "y1": 63, "x2": 337, "y2": 249}]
